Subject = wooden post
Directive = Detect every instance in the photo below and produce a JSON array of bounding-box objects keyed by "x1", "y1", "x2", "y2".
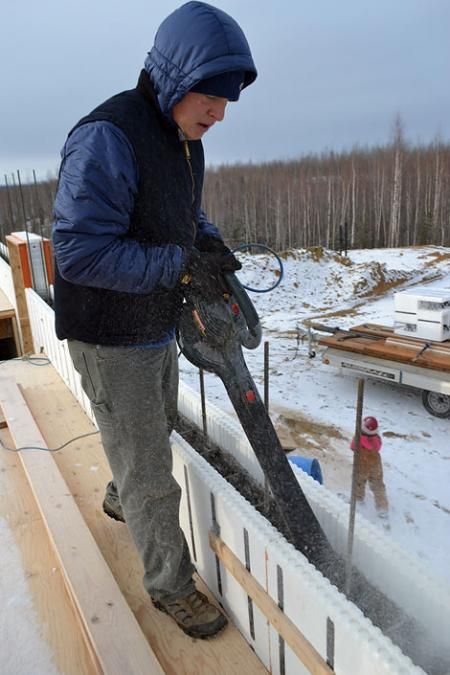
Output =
[
  {"x1": 345, "y1": 378, "x2": 365, "y2": 595},
  {"x1": 6, "y1": 234, "x2": 34, "y2": 354}
]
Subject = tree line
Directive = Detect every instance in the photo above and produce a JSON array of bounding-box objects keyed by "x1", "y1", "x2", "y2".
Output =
[
  {"x1": 202, "y1": 130, "x2": 450, "y2": 250},
  {"x1": 1, "y1": 132, "x2": 449, "y2": 252}
]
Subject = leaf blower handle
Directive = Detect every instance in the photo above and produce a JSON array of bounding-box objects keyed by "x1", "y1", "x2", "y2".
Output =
[{"x1": 224, "y1": 272, "x2": 262, "y2": 349}]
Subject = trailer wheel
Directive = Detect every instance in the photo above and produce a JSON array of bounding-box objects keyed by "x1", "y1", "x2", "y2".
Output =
[{"x1": 422, "y1": 390, "x2": 450, "y2": 418}]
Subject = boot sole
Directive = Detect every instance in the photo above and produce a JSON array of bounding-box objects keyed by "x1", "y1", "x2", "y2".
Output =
[
  {"x1": 154, "y1": 601, "x2": 228, "y2": 639},
  {"x1": 102, "y1": 503, "x2": 126, "y2": 523}
]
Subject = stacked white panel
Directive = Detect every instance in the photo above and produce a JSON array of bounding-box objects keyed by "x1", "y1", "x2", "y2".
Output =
[
  {"x1": 416, "y1": 317, "x2": 450, "y2": 342},
  {"x1": 394, "y1": 288, "x2": 450, "y2": 341},
  {"x1": 393, "y1": 313, "x2": 418, "y2": 336}
]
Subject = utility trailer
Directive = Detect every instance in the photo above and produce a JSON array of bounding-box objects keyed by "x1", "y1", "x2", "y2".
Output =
[{"x1": 312, "y1": 322, "x2": 450, "y2": 418}]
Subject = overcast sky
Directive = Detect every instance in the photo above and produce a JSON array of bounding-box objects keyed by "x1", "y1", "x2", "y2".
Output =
[{"x1": 1, "y1": 0, "x2": 449, "y2": 181}]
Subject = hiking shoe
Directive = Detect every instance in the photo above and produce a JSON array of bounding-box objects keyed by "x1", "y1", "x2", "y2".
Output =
[
  {"x1": 154, "y1": 590, "x2": 228, "y2": 638},
  {"x1": 102, "y1": 481, "x2": 125, "y2": 523}
]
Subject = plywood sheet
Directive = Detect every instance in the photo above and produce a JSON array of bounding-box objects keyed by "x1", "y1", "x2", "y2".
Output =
[{"x1": 319, "y1": 328, "x2": 450, "y2": 373}]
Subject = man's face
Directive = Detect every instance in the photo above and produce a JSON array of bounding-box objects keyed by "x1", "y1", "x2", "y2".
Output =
[{"x1": 172, "y1": 92, "x2": 228, "y2": 140}]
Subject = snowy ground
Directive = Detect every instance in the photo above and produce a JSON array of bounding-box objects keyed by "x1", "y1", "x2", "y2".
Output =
[
  {"x1": 0, "y1": 520, "x2": 61, "y2": 675},
  {"x1": 179, "y1": 245, "x2": 450, "y2": 586}
]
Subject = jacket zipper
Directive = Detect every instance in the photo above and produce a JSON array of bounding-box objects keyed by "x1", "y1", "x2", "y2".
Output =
[{"x1": 183, "y1": 139, "x2": 197, "y2": 241}]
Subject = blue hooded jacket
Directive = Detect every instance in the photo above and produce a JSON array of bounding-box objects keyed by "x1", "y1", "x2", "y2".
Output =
[
  {"x1": 53, "y1": 1, "x2": 257, "y2": 304},
  {"x1": 145, "y1": 1, "x2": 256, "y2": 118}
]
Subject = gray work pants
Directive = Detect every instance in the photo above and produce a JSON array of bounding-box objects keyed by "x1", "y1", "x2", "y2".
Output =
[{"x1": 68, "y1": 339, "x2": 195, "y2": 602}]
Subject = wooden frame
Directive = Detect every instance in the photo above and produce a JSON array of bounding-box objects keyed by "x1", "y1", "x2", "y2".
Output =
[
  {"x1": 5, "y1": 236, "x2": 33, "y2": 353},
  {"x1": 0, "y1": 288, "x2": 21, "y2": 356}
]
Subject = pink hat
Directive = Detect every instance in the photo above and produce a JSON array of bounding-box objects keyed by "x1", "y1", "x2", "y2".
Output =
[{"x1": 361, "y1": 416, "x2": 379, "y2": 436}]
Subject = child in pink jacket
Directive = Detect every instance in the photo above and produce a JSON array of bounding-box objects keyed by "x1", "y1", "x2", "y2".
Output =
[{"x1": 351, "y1": 416, "x2": 389, "y2": 516}]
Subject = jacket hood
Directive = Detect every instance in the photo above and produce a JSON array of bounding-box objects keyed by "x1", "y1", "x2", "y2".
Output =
[{"x1": 144, "y1": 1, "x2": 257, "y2": 120}]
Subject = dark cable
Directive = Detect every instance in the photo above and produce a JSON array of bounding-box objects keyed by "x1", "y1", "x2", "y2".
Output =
[
  {"x1": 231, "y1": 243, "x2": 284, "y2": 293},
  {"x1": 0, "y1": 354, "x2": 95, "y2": 452},
  {"x1": 0, "y1": 430, "x2": 100, "y2": 454},
  {"x1": 0, "y1": 355, "x2": 51, "y2": 367}
]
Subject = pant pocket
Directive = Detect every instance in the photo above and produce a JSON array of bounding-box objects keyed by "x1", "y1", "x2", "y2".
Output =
[
  {"x1": 68, "y1": 341, "x2": 108, "y2": 409},
  {"x1": 81, "y1": 352, "x2": 99, "y2": 402}
]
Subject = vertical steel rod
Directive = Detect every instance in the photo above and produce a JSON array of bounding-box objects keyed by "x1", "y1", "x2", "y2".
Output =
[
  {"x1": 17, "y1": 169, "x2": 38, "y2": 290},
  {"x1": 32, "y1": 170, "x2": 46, "y2": 239},
  {"x1": 199, "y1": 368, "x2": 208, "y2": 440},
  {"x1": 4, "y1": 175, "x2": 15, "y2": 231},
  {"x1": 345, "y1": 377, "x2": 365, "y2": 595},
  {"x1": 264, "y1": 340, "x2": 269, "y2": 411},
  {"x1": 10, "y1": 172, "x2": 22, "y2": 225},
  {"x1": 264, "y1": 340, "x2": 270, "y2": 508}
]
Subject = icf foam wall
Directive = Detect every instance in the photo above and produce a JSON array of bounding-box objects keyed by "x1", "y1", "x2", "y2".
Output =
[
  {"x1": 26, "y1": 288, "x2": 96, "y2": 424},
  {"x1": 171, "y1": 431, "x2": 424, "y2": 675},
  {"x1": 178, "y1": 380, "x2": 450, "y2": 659}
]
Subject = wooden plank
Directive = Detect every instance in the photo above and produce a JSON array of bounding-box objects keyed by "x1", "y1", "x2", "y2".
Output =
[
  {"x1": 353, "y1": 322, "x2": 393, "y2": 331},
  {"x1": 0, "y1": 358, "x2": 268, "y2": 675},
  {"x1": 0, "y1": 287, "x2": 15, "y2": 316},
  {"x1": 350, "y1": 323, "x2": 397, "y2": 338},
  {"x1": 385, "y1": 336, "x2": 450, "y2": 357},
  {"x1": 0, "y1": 425, "x2": 98, "y2": 675},
  {"x1": 0, "y1": 377, "x2": 164, "y2": 675},
  {"x1": 0, "y1": 317, "x2": 13, "y2": 339},
  {"x1": 352, "y1": 323, "x2": 450, "y2": 351},
  {"x1": 319, "y1": 333, "x2": 450, "y2": 373},
  {"x1": 11, "y1": 315, "x2": 22, "y2": 356},
  {"x1": 5, "y1": 236, "x2": 33, "y2": 353},
  {"x1": 0, "y1": 308, "x2": 15, "y2": 320},
  {"x1": 209, "y1": 531, "x2": 334, "y2": 675}
]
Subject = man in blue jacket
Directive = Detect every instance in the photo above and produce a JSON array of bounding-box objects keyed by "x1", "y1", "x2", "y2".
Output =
[{"x1": 53, "y1": 1, "x2": 256, "y2": 639}]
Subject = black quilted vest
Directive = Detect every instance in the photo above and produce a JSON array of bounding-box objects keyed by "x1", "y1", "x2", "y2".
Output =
[{"x1": 54, "y1": 70, "x2": 204, "y2": 344}]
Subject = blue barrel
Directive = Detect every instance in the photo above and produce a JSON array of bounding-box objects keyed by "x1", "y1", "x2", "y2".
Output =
[{"x1": 288, "y1": 455, "x2": 323, "y2": 484}]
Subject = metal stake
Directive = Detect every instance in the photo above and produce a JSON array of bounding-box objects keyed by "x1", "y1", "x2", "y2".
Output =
[
  {"x1": 199, "y1": 368, "x2": 208, "y2": 441},
  {"x1": 17, "y1": 169, "x2": 38, "y2": 291},
  {"x1": 264, "y1": 340, "x2": 269, "y2": 411},
  {"x1": 264, "y1": 340, "x2": 270, "y2": 509},
  {"x1": 345, "y1": 378, "x2": 365, "y2": 595},
  {"x1": 4, "y1": 174, "x2": 15, "y2": 230}
]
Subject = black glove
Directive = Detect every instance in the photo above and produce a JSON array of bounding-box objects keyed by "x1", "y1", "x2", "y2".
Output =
[
  {"x1": 197, "y1": 234, "x2": 232, "y2": 255},
  {"x1": 181, "y1": 248, "x2": 241, "y2": 298},
  {"x1": 196, "y1": 234, "x2": 242, "y2": 269}
]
